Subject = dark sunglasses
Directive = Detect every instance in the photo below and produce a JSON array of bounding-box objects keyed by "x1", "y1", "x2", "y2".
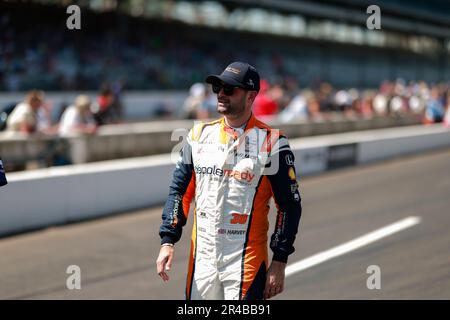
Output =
[{"x1": 212, "y1": 83, "x2": 238, "y2": 96}]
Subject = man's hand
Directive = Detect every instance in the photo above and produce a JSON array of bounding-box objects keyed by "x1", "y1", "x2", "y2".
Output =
[
  {"x1": 156, "y1": 245, "x2": 174, "y2": 282},
  {"x1": 264, "y1": 260, "x2": 286, "y2": 299}
]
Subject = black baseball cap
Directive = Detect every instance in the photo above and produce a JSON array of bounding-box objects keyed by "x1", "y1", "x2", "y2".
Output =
[{"x1": 205, "y1": 61, "x2": 260, "y2": 92}]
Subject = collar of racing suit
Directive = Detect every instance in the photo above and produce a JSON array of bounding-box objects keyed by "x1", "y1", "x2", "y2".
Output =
[{"x1": 221, "y1": 113, "x2": 256, "y2": 139}]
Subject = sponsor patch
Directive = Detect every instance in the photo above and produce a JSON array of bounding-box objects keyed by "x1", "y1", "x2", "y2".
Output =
[
  {"x1": 218, "y1": 229, "x2": 247, "y2": 236},
  {"x1": 288, "y1": 167, "x2": 296, "y2": 181},
  {"x1": 194, "y1": 165, "x2": 255, "y2": 183},
  {"x1": 290, "y1": 182, "x2": 298, "y2": 193},
  {"x1": 230, "y1": 213, "x2": 248, "y2": 225},
  {"x1": 285, "y1": 154, "x2": 294, "y2": 166}
]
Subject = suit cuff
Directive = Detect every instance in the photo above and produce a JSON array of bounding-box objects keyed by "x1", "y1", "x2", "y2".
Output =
[
  {"x1": 161, "y1": 235, "x2": 176, "y2": 245},
  {"x1": 272, "y1": 252, "x2": 288, "y2": 263}
]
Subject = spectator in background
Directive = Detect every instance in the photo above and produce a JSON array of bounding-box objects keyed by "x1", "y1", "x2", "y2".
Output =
[
  {"x1": 58, "y1": 95, "x2": 97, "y2": 136},
  {"x1": 317, "y1": 83, "x2": 334, "y2": 114},
  {"x1": 182, "y1": 83, "x2": 206, "y2": 119},
  {"x1": 0, "y1": 102, "x2": 18, "y2": 131},
  {"x1": 444, "y1": 94, "x2": 450, "y2": 128},
  {"x1": 197, "y1": 84, "x2": 218, "y2": 120},
  {"x1": 334, "y1": 89, "x2": 353, "y2": 113},
  {"x1": 182, "y1": 83, "x2": 218, "y2": 120},
  {"x1": 354, "y1": 90, "x2": 374, "y2": 117},
  {"x1": 6, "y1": 90, "x2": 47, "y2": 134},
  {"x1": 253, "y1": 79, "x2": 279, "y2": 120},
  {"x1": 278, "y1": 91, "x2": 308, "y2": 123},
  {"x1": 92, "y1": 83, "x2": 115, "y2": 125},
  {"x1": 423, "y1": 88, "x2": 445, "y2": 124},
  {"x1": 111, "y1": 79, "x2": 125, "y2": 122},
  {"x1": 307, "y1": 95, "x2": 323, "y2": 120},
  {"x1": 372, "y1": 91, "x2": 389, "y2": 116}
]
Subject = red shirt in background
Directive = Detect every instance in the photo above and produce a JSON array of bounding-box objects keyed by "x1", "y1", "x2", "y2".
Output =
[{"x1": 253, "y1": 94, "x2": 279, "y2": 117}]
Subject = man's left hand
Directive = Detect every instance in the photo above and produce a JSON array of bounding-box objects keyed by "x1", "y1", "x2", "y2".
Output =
[{"x1": 264, "y1": 260, "x2": 286, "y2": 299}]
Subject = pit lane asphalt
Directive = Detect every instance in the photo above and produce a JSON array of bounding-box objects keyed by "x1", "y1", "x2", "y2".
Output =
[{"x1": 1, "y1": 148, "x2": 450, "y2": 299}]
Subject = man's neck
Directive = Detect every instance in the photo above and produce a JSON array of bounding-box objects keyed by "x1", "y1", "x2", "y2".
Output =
[{"x1": 224, "y1": 112, "x2": 252, "y2": 128}]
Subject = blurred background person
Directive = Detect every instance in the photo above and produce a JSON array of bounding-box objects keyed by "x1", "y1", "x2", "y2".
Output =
[
  {"x1": 0, "y1": 101, "x2": 18, "y2": 131},
  {"x1": 111, "y1": 79, "x2": 125, "y2": 123},
  {"x1": 278, "y1": 90, "x2": 309, "y2": 123},
  {"x1": 423, "y1": 88, "x2": 445, "y2": 124},
  {"x1": 6, "y1": 89, "x2": 48, "y2": 134},
  {"x1": 58, "y1": 95, "x2": 97, "y2": 137},
  {"x1": 443, "y1": 94, "x2": 450, "y2": 128},
  {"x1": 253, "y1": 79, "x2": 279, "y2": 121},
  {"x1": 182, "y1": 82, "x2": 206, "y2": 119},
  {"x1": 92, "y1": 83, "x2": 115, "y2": 125},
  {"x1": 181, "y1": 82, "x2": 217, "y2": 120},
  {"x1": 196, "y1": 84, "x2": 218, "y2": 120}
]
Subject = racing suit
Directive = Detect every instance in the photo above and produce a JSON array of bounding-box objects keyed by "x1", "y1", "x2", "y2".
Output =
[{"x1": 159, "y1": 114, "x2": 302, "y2": 300}]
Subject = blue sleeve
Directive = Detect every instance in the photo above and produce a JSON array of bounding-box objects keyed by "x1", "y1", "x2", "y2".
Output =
[
  {"x1": 159, "y1": 133, "x2": 194, "y2": 245},
  {"x1": 266, "y1": 137, "x2": 302, "y2": 263}
]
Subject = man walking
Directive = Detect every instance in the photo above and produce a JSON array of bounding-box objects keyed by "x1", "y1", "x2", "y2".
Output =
[{"x1": 157, "y1": 62, "x2": 302, "y2": 300}]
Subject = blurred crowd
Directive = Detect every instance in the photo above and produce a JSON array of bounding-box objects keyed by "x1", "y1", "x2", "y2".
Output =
[
  {"x1": 0, "y1": 81, "x2": 124, "y2": 136},
  {"x1": 182, "y1": 79, "x2": 450, "y2": 126},
  {"x1": 1, "y1": 79, "x2": 449, "y2": 138},
  {"x1": 0, "y1": 8, "x2": 290, "y2": 91}
]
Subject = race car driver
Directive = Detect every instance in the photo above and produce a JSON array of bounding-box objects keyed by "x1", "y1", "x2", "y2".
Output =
[{"x1": 157, "y1": 62, "x2": 302, "y2": 300}]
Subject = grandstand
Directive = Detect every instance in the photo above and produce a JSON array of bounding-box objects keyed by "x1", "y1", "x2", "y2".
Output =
[{"x1": 0, "y1": 0, "x2": 449, "y2": 91}]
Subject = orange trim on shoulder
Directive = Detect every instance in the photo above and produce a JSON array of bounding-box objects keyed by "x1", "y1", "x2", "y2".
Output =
[
  {"x1": 253, "y1": 118, "x2": 272, "y2": 131},
  {"x1": 219, "y1": 118, "x2": 230, "y2": 144},
  {"x1": 253, "y1": 117, "x2": 287, "y2": 154},
  {"x1": 192, "y1": 118, "x2": 223, "y2": 142},
  {"x1": 191, "y1": 123, "x2": 204, "y2": 141},
  {"x1": 254, "y1": 116, "x2": 287, "y2": 137}
]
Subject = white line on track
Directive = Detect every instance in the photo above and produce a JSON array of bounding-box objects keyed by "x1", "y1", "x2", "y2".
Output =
[{"x1": 286, "y1": 216, "x2": 421, "y2": 278}]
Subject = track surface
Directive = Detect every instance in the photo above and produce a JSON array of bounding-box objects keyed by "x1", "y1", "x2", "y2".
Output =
[{"x1": 1, "y1": 149, "x2": 450, "y2": 300}]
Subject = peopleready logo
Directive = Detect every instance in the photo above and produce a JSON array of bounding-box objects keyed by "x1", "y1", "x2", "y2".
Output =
[{"x1": 194, "y1": 165, "x2": 255, "y2": 183}]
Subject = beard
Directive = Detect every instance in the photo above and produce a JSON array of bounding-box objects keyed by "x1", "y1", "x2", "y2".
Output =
[{"x1": 217, "y1": 96, "x2": 246, "y2": 116}]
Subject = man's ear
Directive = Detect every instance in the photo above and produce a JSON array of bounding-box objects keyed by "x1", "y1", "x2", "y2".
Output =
[{"x1": 247, "y1": 91, "x2": 258, "y2": 105}]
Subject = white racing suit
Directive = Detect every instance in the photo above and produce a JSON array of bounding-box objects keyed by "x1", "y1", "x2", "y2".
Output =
[{"x1": 159, "y1": 114, "x2": 302, "y2": 300}]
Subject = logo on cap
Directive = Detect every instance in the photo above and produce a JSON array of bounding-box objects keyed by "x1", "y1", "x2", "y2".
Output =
[
  {"x1": 247, "y1": 79, "x2": 254, "y2": 88},
  {"x1": 226, "y1": 67, "x2": 241, "y2": 74}
]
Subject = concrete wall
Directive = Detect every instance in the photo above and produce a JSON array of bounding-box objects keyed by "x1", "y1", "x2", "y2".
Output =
[{"x1": 0, "y1": 114, "x2": 422, "y2": 170}]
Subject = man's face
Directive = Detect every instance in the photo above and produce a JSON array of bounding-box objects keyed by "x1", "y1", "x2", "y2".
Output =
[
  {"x1": 214, "y1": 82, "x2": 249, "y2": 116},
  {"x1": 30, "y1": 98, "x2": 42, "y2": 110}
]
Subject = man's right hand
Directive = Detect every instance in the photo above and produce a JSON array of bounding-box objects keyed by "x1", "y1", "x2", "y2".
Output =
[{"x1": 156, "y1": 245, "x2": 174, "y2": 282}]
